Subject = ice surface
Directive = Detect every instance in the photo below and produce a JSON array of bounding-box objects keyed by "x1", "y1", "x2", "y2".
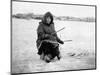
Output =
[{"x1": 12, "y1": 19, "x2": 95, "y2": 73}]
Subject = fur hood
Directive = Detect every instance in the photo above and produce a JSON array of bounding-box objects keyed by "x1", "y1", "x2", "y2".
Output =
[{"x1": 42, "y1": 12, "x2": 54, "y2": 25}]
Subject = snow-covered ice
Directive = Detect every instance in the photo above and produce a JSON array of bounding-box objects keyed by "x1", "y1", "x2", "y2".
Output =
[{"x1": 12, "y1": 18, "x2": 95, "y2": 73}]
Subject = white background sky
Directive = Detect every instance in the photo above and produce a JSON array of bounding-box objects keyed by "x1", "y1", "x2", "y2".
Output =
[
  {"x1": 12, "y1": 1, "x2": 95, "y2": 17},
  {"x1": 0, "y1": 0, "x2": 100, "y2": 75}
]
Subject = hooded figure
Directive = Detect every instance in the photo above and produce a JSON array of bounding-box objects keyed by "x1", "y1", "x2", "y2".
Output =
[{"x1": 36, "y1": 12, "x2": 64, "y2": 62}]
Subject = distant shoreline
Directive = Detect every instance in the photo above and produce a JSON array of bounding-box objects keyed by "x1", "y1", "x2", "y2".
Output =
[{"x1": 12, "y1": 13, "x2": 95, "y2": 22}]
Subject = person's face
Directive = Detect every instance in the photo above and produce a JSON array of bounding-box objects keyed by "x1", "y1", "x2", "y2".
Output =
[{"x1": 46, "y1": 17, "x2": 51, "y2": 24}]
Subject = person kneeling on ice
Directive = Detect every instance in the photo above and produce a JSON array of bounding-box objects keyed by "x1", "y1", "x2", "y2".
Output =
[{"x1": 36, "y1": 12, "x2": 64, "y2": 63}]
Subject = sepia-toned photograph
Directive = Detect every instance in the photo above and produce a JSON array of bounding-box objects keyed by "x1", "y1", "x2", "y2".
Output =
[{"x1": 11, "y1": 0, "x2": 96, "y2": 74}]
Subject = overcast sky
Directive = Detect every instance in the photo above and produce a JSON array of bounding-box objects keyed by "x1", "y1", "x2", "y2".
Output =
[{"x1": 12, "y1": 1, "x2": 95, "y2": 17}]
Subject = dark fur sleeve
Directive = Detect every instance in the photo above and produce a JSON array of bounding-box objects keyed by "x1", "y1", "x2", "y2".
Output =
[{"x1": 37, "y1": 23, "x2": 49, "y2": 40}]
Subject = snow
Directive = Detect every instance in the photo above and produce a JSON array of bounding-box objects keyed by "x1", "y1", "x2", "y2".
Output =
[{"x1": 12, "y1": 18, "x2": 95, "y2": 73}]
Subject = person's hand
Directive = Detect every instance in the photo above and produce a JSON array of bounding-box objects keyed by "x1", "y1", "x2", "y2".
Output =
[
  {"x1": 45, "y1": 34, "x2": 52, "y2": 38},
  {"x1": 45, "y1": 34, "x2": 49, "y2": 38},
  {"x1": 45, "y1": 34, "x2": 54, "y2": 39},
  {"x1": 59, "y1": 40, "x2": 64, "y2": 44}
]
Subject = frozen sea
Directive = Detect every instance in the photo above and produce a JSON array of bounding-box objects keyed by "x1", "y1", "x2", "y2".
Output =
[{"x1": 12, "y1": 18, "x2": 96, "y2": 73}]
